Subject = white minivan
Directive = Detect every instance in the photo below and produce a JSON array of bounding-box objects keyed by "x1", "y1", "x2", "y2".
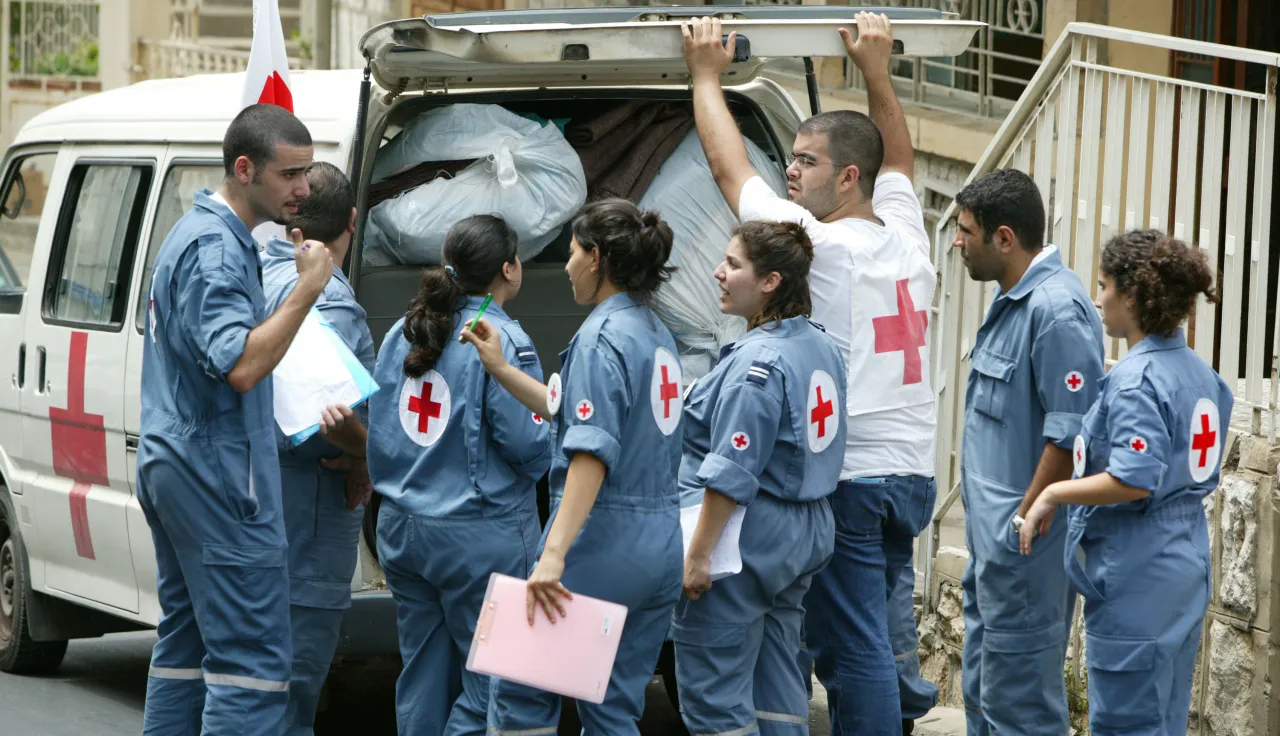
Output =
[{"x1": 0, "y1": 3, "x2": 975, "y2": 691}]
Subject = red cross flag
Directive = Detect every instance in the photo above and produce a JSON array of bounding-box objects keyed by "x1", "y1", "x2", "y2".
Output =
[
  {"x1": 398, "y1": 370, "x2": 451, "y2": 447},
  {"x1": 1188, "y1": 398, "x2": 1221, "y2": 483},
  {"x1": 241, "y1": 0, "x2": 293, "y2": 111}
]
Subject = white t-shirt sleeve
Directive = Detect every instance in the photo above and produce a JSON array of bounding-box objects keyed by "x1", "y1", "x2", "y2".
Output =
[
  {"x1": 872, "y1": 172, "x2": 930, "y2": 258},
  {"x1": 738, "y1": 176, "x2": 816, "y2": 228}
]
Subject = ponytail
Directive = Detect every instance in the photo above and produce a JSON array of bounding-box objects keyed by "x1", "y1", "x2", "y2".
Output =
[
  {"x1": 402, "y1": 214, "x2": 520, "y2": 377},
  {"x1": 403, "y1": 266, "x2": 464, "y2": 378}
]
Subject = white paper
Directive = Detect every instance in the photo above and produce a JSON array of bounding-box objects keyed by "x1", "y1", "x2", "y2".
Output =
[
  {"x1": 272, "y1": 310, "x2": 364, "y2": 437},
  {"x1": 680, "y1": 502, "x2": 746, "y2": 581}
]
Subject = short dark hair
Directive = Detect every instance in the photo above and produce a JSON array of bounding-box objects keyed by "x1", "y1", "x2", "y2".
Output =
[
  {"x1": 222, "y1": 103, "x2": 313, "y2": 177},
  {"x1": 1100, "y1": 229, "x2": 1219, "y2": 336},
  {"x1": 291, "y1": 162, "x2": 352, "y2": 243},
  {"x1": 797, "y1": 110, "x2": 884, "y2": 199},
  {"x1": 953, "y1": 169, "x2": 1046, "y2": 250}
]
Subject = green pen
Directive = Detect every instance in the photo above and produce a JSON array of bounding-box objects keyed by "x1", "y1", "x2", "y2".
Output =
[{"x1": 467, "y1": 293, "x2": 494, "y2": 332}]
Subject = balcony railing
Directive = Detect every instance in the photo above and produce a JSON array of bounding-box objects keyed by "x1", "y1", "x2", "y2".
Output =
[
  {"x1": 137, "y1": 38, "x2": 301, "y2": 80},
  {"x1": 5, "y1": 0, "x2": 100, "y2": 90},
  {"x1": 844, "y1": 0, "x2": 1043, "y2": 119}
]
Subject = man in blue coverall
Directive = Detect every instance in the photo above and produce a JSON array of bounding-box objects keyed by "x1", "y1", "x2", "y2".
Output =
[
  {"x1": 262, "y1": 161, "x2": 375, "y2": 734},
  {"x1": 137, "y1": 103, "x2": 332, "y2": 735},
  {"x1": 951, "y1": 168, "x2": 1104, "y2": 736}
]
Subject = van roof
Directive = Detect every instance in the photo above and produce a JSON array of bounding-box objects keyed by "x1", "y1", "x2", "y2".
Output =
[{"x1": 13, "y1": 69, "x2": 365, "y2": 147}]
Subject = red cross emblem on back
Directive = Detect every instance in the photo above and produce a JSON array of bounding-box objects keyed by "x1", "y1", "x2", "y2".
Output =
[
  {"x1": 408, "y1": 382, "x2": 443, "y2": 433},
  {"x1": 811, "y1": 386, "x2": 834, "y2": 438},
  {"x1": 659, "y1": 365, "x2": 679, "y2": 419},
  {"x1": 872, "y1": 279, "x2": 929, "y2": 385},
  {"x1": 1192, "y1": 414, "x2": 1216, "y2": 468}
]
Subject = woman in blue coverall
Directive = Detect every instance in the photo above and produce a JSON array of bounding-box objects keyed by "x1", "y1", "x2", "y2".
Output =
[
  {"x1": 1019, "y1": 230, "x2": 1230, "y2": 736},
  {"x1": 367, "y1": 215, "x2": 552, "y2": 736},
  {"x1": 674, "y1": 220, "x2": 846, "y2": 736},
  {"x1": 461, "y1": 199, "x2": 685, "y2": 735}
]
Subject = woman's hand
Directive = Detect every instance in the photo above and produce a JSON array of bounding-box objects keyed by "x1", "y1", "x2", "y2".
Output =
[
  {"x1": 459, "y1": 318, "x2": 508, "y2": 374},
  {"x1": 526, "y1": 551, "x2": 573, "y2": 626},
  {"x1": 1020, "y1": 491, "x2": 1059, "y2": 555},
  {"x1": 683, "y1": 552, "x2": 712, "y2": 601}
]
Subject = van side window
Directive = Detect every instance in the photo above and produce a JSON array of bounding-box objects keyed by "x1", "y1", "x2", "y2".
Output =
[
  {"x1": 43, "y1": 162, "x2": 154, "y2": 329},
  {"x1": 0, "y1": 152, "x2": 58, "y2": 309},
  {"x1": 135, "y1": 163, "x2": 223, "y2": 333}
]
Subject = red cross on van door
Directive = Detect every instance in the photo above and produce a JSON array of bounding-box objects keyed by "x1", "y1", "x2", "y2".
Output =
[
  {"x1": 872, "y1": 279, "x2": 929, "y2": 385},
  {"x1": 48, "y1": 331, "x2": 108, "y2": 560}
]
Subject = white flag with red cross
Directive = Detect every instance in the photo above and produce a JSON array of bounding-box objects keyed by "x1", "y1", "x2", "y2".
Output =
[{"x1": 241, "y1": 0, "x2": 294, "y2": 112}]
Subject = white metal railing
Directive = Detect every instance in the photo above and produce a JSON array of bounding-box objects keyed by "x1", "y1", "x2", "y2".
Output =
[
  {"x1": 845, "y1": 0, "x2": 1043, "y2": 119},
  {"x1": 922, "y1": 22, "x2": 1280, "y2": 609},
  {"x1": 6, "y1": 0, "x2": 100, "y2": 79},
  {"x1": 139, "y1": 38, "x2": 302, "y2": 79}
]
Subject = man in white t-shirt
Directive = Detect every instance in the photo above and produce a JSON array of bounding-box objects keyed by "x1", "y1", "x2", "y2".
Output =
[{"x1": 684, "y1": 13, "x2": 938, "y2": 734}]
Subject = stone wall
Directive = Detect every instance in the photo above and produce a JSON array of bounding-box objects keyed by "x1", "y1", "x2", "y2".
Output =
[{"x1": 918, "y1": 430, "x2": 1280, "y2": 734}]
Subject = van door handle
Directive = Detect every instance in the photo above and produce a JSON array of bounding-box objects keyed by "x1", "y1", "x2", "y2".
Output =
[
  {"x1": 36, "y1": 346, "x2": 46, "y2": 394},
  {"x1": 126, "y1": 434, "x2": 139, "y2": 452},
  {"x1": 15, "y1": 343, "x2": 24, "y2": 389}
]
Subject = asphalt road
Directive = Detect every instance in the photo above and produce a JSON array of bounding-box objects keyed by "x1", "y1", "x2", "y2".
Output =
[{"x1": 0, "y1": 631, "x2": 833, "y2": 735}]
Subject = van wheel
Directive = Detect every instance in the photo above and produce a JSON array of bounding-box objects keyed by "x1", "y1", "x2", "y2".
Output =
[{"x1": 0, "y1": 499, "x2": 68, "y2": 674}]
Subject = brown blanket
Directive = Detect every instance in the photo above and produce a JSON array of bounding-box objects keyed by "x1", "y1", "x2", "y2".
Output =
[
  {"x1": 368, "y1": 159, "x2": 476, "y2": 208},
  {"x1": 568, "y1": 101, "x2": 694, "y2": 202}
]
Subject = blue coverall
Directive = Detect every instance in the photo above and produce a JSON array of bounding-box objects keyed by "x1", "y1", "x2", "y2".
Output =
[
  {"x1": 673, "y1": 317, "x2": 845, "y2": 736},
  {"x1": 261, "y1": 235, "x2": 376, "y2": 734},
  {"x1": 369, "y1": 296, "x2": 551, "y2": 736},
  {"x1": 487, "y1": 292, "x2": 685, "y2": 736},
  {"x1": 1068, "y1": 328, "x2": 1230, "y2": 735},
  {"x1": 138, "y1": 190, "x2": 293, "y2": 734},
  {"x1": 960, "y1": 246, "x2": 1105, "y2": 736}
]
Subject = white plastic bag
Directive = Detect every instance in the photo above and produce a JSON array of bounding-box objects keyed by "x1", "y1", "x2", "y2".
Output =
[
  {"x1": 640, "y1": 130, "x2": 789, "y2": 382},
  {"x1": 364, "y1": 104, "x2": 587, "y2": 265}
]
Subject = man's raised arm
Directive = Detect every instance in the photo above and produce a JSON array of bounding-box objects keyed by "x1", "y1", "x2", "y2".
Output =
[
  {"x1": 683, "y1": 17, "x2": 757, "y2": 217},
  {"x1": 845, "y1": 13, "x2": 914, "y2": 182}
]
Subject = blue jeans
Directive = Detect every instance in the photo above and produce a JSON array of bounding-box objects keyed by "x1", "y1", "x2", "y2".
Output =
[{"x1": 802, "y1": 475, "x2": 939, "y2": 734}]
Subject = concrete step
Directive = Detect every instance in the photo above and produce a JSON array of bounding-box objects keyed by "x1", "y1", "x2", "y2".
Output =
[{"x1": 914, "y1": 707, "x2": 966, "y2": 736}]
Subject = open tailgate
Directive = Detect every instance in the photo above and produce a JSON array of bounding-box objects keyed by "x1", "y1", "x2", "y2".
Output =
[{"x1": 359, "y1": 5, "x2": 982, "y2": 90}]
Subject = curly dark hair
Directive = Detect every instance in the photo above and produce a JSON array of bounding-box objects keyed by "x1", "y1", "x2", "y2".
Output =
[
  {"x1": 1099, "y1": 229, "x2": 1219, "y2": 336},
  {"x1": 734, "y1": 220, "x2": 814, "y2": 330}
]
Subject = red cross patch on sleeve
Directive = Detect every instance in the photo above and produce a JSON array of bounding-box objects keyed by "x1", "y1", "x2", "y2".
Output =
[
  {"x1": 1129, "y1": 436, "x2": 1148, "y2": 453},
  {"x1": 731, "y1": 432, "x2": 750, "y2": 451},
  {"x1": 1065, "y1": 371, "x2": 1085, "y2": 393}
]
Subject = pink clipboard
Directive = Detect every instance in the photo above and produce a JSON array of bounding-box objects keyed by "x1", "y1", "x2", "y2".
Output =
[{"x1": 466, "y1": 572, "x2": 628, "y2": 704}]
